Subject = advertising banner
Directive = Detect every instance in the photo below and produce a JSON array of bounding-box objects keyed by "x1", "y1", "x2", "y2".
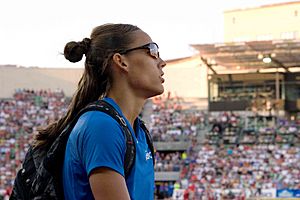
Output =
[{"x1": 277, "y1": 189, "x2": 300, "y2": 198}]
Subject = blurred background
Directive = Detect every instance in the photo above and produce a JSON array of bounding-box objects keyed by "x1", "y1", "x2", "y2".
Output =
[{"x1": 1, "y1": 0, "x2": 300, "y2": 199}]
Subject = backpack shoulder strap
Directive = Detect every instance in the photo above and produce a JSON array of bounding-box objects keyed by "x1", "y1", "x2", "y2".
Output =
[
  {"x1": 85, "y1": 100, "x2": 136, "y2": 178},
  {"x1": 31, "y1": 100, "x2": 136, "y2": 198},
  {"x1": 140, "y1": 119, "x2": 155, "y2": 166},
  {"x1": 10, "y1": 146, "x2": 36, "y2": 200}
]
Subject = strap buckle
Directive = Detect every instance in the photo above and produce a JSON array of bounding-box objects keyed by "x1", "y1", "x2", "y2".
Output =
[{"x1": 117, "y1": 115, "x2": 127, "y2": 127}]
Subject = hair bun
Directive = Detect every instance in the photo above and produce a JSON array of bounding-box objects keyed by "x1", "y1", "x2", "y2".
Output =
[
  {"x1": 64, "y1": 38, "x2": 91, "y2": 63},
  {"x1": 80, "y1": 38, "x2": 91, "y2": 52}
]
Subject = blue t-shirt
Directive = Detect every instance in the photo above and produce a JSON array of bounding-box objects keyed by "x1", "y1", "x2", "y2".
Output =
[{"x1": 63, "y1": 98, "x2": 154, "y2": 200}]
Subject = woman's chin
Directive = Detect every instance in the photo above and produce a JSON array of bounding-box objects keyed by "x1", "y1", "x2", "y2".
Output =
[{"x1": 150, "y1": 87, "x2": 164, "y2": 98}]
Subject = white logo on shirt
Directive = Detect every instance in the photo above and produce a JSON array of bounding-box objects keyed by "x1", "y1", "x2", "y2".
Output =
[{"x1": 145, "y1": 151, "x2": 152, "y2": 161}]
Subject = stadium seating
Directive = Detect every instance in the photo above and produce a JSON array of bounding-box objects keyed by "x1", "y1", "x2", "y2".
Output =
[{"x1": 1, "y1": 89, "x2": 300, "y2": 199}]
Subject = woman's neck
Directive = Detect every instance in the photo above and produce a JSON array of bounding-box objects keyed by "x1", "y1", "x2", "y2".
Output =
[{"x1": 106, "y1": 93, "x2": 145, "y2": 127}]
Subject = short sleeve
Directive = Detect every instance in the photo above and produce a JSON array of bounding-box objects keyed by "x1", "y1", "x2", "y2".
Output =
[{"x1": 76, "y1": 111, "x2": 126, "y2": 177}]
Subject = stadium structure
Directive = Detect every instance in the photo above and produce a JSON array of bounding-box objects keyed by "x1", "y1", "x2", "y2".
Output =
[
  {"x1": 193, "y1": 1, "x2": 300, "y2": 116},
  {"x1": 155, "y1": 1, "x2": 300, "y2": 198}
]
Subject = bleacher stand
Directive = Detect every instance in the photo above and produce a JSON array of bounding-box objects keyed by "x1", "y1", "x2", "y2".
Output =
[
  {"x1": 1, "y1": 90, "x2": 300, "y2": 199},
  {"x1": 0, "y1": 89, "x2": 69, "y2": 199}
]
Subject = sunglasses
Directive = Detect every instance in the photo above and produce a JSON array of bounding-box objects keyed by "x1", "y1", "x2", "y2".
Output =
[{"x1": 119, "y1": 42, "x2": 160, "y2": 59}]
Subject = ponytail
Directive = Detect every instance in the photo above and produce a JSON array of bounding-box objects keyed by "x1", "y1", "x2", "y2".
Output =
[
  {"x1": 33, "y1": 23, "x2": 140, "y2": 148},
  {"x1": 34, "y1": 39, "x2": 110, "y2": 148}
]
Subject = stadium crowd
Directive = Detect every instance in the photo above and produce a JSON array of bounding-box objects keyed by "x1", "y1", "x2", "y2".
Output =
[
  {"x1": 177, "y1": 143, "x2": 300, "y2": 199},
  {"x1": 150, "y1": 95, "x2": 300, "y2": 199},
  {"x1": 1, "y1": 89, "x2": 300, "y2": 199},
  {"x1": 150, "y1": 94, "x2": 206, "y2": 142},
  {"x1": 0, "y1": 89, "x2": 68, "y2": 199},
  {"x1": 155, "y1": 152, "x2": 184, "y2": 172}
]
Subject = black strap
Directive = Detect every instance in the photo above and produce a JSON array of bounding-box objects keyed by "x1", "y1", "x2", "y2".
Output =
[
  {"x1": 25, "y1": 100, "x2": 155, "y2": 200},
  {"x1": 86, "y1": 101, "x2": 155, "y2": 171},
  {"x1": 32, "y1": 101, "x2": 128, "y2": 196},
  {"x1": 35, "y1": 100, "x2": 153, "y2": 196},
  {"x1": 87, "y1": 100, "x2": 136, "y2": 178},
  {"x1": 140, "y1": 120, "x2": 155, "y2": 166},
  {"x1": 33, "y1": 100, "x2": 136, "y2": 196}
]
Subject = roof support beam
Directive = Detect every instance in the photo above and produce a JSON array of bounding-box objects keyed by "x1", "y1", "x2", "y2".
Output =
[
  {"x1": 200, "y1": 56, "x2": 217, "y2": 74},
  {"x1": 272, "y1": 58, "x2": 290, "y2": 72}
]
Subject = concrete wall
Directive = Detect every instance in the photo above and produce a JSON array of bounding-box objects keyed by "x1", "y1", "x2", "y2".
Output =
[
  {"x1": 163, "y1": 56, "x2": 208, "y2": 99},
  {"x1": 224, "y1": 1, "x2": 300, "y2": 42},
  {"x1": 0, "y1": 66, "x2": 83, "y2": 98}
]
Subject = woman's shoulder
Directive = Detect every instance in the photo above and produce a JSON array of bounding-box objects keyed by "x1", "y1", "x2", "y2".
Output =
[
  {"x1": 72, "y1": 111, "x2": 124, "y2": 136},
  {"x1": 79, "y1": 110, "x2": 120, "y2": 126},
  {"x1": 70, "y1": 110, "x2": 126, "y2": 144}
]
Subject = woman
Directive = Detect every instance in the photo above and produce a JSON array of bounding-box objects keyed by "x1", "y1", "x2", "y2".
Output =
[{"x1": 34, "y1": 23, "x2": 166, "y2": 199}]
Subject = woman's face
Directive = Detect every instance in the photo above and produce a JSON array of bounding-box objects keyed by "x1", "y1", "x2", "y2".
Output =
[{"x1": 124, "y1": 30, "x2": 166, "y2": 98}]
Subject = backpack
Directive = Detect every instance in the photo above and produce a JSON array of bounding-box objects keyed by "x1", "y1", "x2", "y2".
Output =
[{"x1": 10, "y1": 100, "x2": 155, "y2": 200}]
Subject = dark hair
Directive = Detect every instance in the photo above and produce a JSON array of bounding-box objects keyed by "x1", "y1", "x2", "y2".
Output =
[{"x1": 34, "y1": 23, "x2": 140, "y2": 148}]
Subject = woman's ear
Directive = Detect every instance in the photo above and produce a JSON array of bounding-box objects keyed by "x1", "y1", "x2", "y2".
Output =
[{"x1": 112, "y1": 53, "x2": 129, "y2": 72}]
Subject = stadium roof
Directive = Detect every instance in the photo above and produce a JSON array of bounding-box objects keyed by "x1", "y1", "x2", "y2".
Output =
[
  {"x1": 224, "y1": 1, "x2": 300, "y2": 13},
  {"x1": 191, "y1": 39, "x2": 300, "y2": 74}
]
